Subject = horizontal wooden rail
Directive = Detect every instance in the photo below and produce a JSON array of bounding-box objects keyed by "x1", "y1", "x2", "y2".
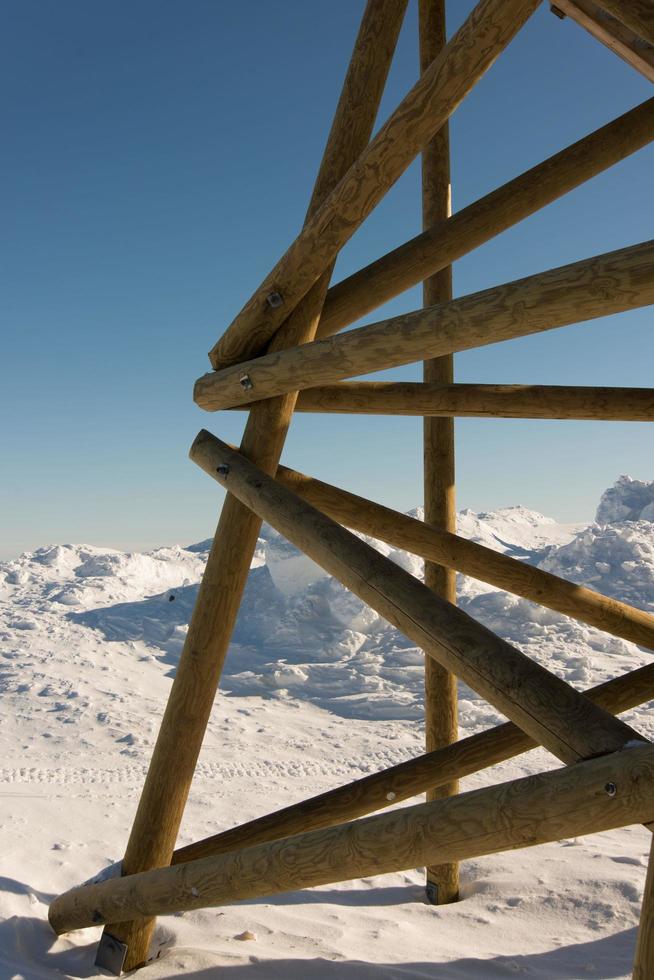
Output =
[
  {"x1": 190, "y1": 432, "x2": 646, "y2": 765},
  {"x1": 195, "y1": 240, "x2": 654, "y2": 411},
  {"x1": 173, "y1": 662, "x2": 654, "y2": 865},
  {"x1": 232, "y1": 382, "x2": 654, "y2": 421},
  {"x1": 268, "y1": 461, "x2": 654, "y2": 650},
  {"x1": 318, "y1": 97, "x2": 654, "y2": 337},
  {"x1": 208, "y1": 0, "x2": 540, "y2": 370},
  {"x1": 50, "y1": 743, "x2": 654, "y2": 934}
]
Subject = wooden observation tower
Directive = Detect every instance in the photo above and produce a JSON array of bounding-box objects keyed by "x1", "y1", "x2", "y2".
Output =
[{"x1": 49, "y1": 1, "x2": 654, "y2": 975}]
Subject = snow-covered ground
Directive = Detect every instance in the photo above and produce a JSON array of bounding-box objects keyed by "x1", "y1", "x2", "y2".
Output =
[{"x1": 1, "y1": 475, "x2": 654, "y2": 979}]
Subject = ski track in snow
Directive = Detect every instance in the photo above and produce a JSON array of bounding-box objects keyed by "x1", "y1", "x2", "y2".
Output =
[{"x1": 1, "y1": 475, "x2": 654, "y2": 978}]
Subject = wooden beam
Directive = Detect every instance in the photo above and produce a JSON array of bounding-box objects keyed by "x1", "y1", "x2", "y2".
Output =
[
  {"x1": 208, "y1": 0, "x2": 541, "y2": 370},
  {"x1": 270, "y1": 461, "x2": 654, "y2": 651},
  {"x1": 194, "y1": 240, "x2": 654, "y2": 411},
  {"x1": 232, "y1": 382, "x2": 654, "y2": 420},
  {"x1": 190, "y1": 432, "x2": 647, "y2": 765},
  {"x1": 171, "y1": 662, "x2": 654, "y2": 866},
  {"x1": 49, "y1": 744, "x2": 654, "y2": 935},
  {"x1": 101, "y1": 3, "x2": 408, "y2": 968},
  {"x1": 594, "y1": 0, "x2": 654, "y2": 47},
  {"x1": 554, "y1": 0, "x2": 654, "y2": 82},
  {"x1": 419, "y1": 0, "x2": 458, "y2": 907},
  {"x1": 318, "y1": 97, "x2": 654, "y2": 337},
  {"x1": 634, "y1": 837, "x2": 654, "y2": 979}
]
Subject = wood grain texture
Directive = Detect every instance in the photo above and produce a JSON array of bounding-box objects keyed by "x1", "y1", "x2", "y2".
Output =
[
  {"x1": 555, "y1": 0, "x2": 654, "y2": 81},
  {"x1": 269, "y1": 462, "x2": 654, "y2": 651},
  {"x1": 49, "y1": 744, "x2": 654, "y2": 935},
  {"x1": 250, "y1": 382, "x2": 654, "y2": 420},
  {"x1": 208, "y1": 0, "x2": 541, "y2": 370},
  {"x1": 171, "y1": 662, "x2": 654, "y2": 867},
  {"x1": 318, "y1": 97, "x2": 654, "y2": 337},
  {"x1": 190, "y1": 433, "x2": 647, "y2": 766},
  {"x1": 595, "y1": 0, "x2": 654, "y2": 46},
  {"x1": 634, "y1": 836, "x2": 654, "y2": 979},
  {"x1": 419, "y1": 0, "x2": 458, "y2": 906},
  {"x1": 195, "y1": 240, "x2": 654, "y2": 411},
  {"x1": 99, "y1": 3, "x2": 407, "y2": 968}
]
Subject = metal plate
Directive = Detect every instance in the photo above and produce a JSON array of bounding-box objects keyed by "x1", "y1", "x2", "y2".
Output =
[
  {"x1": 94, "y1": 932, "x2": 128, "y2": 975},
  {"x1": 425, "y1": 881, "x2": 440, "y2": 906}
]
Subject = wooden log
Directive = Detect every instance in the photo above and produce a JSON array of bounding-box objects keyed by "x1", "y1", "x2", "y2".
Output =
[
  {"x1": 419, "y1": 0, "x2": 458, "y2": 907},
  {"x1": 318, "y1": 97, "x2": 654, "y2": 337},
  {"x1": 194, "y1": 239, "x2": 654, "y2": 411},
  {"x1": 172, "y1": 662, "x2": 654, "y2": 866},
  {"x1": 208, "y1": 0, "x2": 541, "y2": 371},
  {"x1": 101, "y1": 3, "x2": 407, "y2": 968},
  {"x1": 244, "y1": 382, "x2": 654, "y2": 420},
  {"x1": 49, "y1": 744, "x2": 654, "y2": 935},
  {"x1": 594, "y1": 0, "x2": 654, "y2": 47},
  {"x1": 190, "y1": 432, "x2": 647, "y2": 765},
  {"x1": 634, "y1": 837, "x2": 654, "y2": 979},
  {"x1": 554, "y1": 0, "x2": 654, "y2": 82},
  {"x1": 271, "y1": 461, "x2": 654, "y2": 651}
]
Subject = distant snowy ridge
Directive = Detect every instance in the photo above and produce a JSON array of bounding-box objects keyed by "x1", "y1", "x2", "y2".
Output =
[{"x1": 1, "y1": 476, "x2": 653, "y2": 729}]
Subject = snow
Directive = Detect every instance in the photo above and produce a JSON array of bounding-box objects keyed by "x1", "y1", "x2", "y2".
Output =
[
  {"x1": 596, "y1": 475, "x2": 654, "y2": 525},
  {"x1": 1, "y1": 476, "x2": 654, "y2": 978}
]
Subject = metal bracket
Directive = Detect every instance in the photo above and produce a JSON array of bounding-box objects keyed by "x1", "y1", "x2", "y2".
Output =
[{"x1": 94, "y1": 932, "x2": 128, "y2": 975}]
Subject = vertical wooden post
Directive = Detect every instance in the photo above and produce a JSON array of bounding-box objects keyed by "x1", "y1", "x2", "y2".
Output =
[
  {"x1": 98, "y1": 2, "x2": 407, "y2": 971},
  {"x1": 420, "y1": 0, "x2": 459, "y2": 906},
  {"x1": 633, "y1": 837, "x2": 654, "y2": 979}
]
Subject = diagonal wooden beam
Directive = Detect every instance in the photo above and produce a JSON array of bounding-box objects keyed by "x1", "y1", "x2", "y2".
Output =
[
  {"x1": 49, "y1": 744, "x2": 654, "y2": 935},
  {"x1": 100, "y1": 2, "x2": 408, "y2": 969},
  {"x1": 232, "y1": 382, "x2": 654, "y2": 420},
  {"x1": 190, "y1": 431, "x2": 647, "y2": 765},
  {"x1": 269, "y1": 460, "x2": 654, "y2": 651},
  {"x1": 208, "y1": 0, "x2": 541, "y2": 371},
  {"x1": 553, "y1": 0, "x2": 654, "y2": 82},
  {"x1": 194, "y1": 240, "x2": 654, "y2": 411},
  {"x1": 595, "y1": 0, "x2": 654, "y2": 46},
  {"x1": 171, "y1": 661, "x2": 654, "y2": 867},
  {"x1": 317, "y1": 97, "x2": 654, "y2": 338}
]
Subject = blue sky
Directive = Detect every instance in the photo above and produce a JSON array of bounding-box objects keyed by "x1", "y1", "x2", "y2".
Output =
[{"x1": 1, "y1": 1, "x2": 652, "y2": 559}]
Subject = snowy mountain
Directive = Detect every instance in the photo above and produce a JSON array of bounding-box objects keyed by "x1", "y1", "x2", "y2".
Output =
[{"x1": 1, "y1": 476, "x2": 654, "y2": 979}]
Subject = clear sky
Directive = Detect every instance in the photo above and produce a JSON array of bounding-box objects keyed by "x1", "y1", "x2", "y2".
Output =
[{"x1": 1, "y1": 1, "x2": 652, "y2": 560}]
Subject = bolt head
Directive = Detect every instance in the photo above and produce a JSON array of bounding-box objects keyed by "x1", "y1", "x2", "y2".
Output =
[
  {"x1": 605, "y1": 781, "x2": 617, "y2": 798},
  {"x1": 239, "y1": 374, "x2": 254, "y2": 391},
  {"x1": 266, "y1": 291, "x2": 283, "y2": 309}
]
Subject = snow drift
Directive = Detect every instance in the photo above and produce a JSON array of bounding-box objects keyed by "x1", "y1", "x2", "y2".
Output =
[{"x1": 1, "y1": 475, "x2": 653, "y2": 979}]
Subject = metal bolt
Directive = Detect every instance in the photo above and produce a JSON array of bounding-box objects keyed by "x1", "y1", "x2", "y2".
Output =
[
  {"x1": 216, "y1": 464, "x2": 230, "y2": 478},
  {"x1": 605, "y1": 781, "x2": 617, "y2": 798},
  {"x1": 266, "y1": 290, "x2": 283, "y2": 309},
  {"x1": 386, "y1": 791, "x2": 396, "y2": 802},
  {"x1": 239, "y1": 374, "x2": 254, "y2": 391}
]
